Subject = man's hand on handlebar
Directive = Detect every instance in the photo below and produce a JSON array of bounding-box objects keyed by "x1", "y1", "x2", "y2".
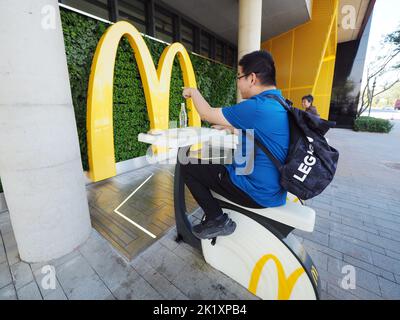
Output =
[{"x1": 211, "y1": 124, "x2": 238, "y2": 135}]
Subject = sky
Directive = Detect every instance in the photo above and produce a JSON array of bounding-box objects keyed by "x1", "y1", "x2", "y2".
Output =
[
  {"x1": 364, "y1": 0, "x2": 400, "y2": 70},
  {"x1": 356, "y1": 0, "x2": 400, "y2": 98}
]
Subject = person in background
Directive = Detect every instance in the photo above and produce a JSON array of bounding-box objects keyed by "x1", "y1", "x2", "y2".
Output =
[{"x1": 302, "y1": 94, "x2": 319, "y2": 117}]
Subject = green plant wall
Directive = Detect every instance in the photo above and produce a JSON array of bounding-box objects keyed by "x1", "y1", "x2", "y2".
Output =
[
  {"x1": 0, "y1": 8, "x2": 237, "y2": 194},
  {"x1": 61, "y1": 8, "x2": 237, "y2": 171}
]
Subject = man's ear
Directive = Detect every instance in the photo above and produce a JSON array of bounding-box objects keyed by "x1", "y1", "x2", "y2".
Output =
[{"x1": 251, "y1": 72, "x2": 257, "y2": 86}]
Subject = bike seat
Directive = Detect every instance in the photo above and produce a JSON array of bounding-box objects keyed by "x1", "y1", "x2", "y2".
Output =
[{"x1": 211, "y1": 191, "x2": 315, "y2": 232}]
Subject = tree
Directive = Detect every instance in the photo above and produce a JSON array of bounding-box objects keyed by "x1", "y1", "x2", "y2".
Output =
[
  {"x1": 386, "y1": 30, "x2": 400, "y2": 68},
  {"x1": 377, "y1": 82, "x2": 400, "y2": 106},
  {"x1": 357, "y1": 29, "x2": 400, "y2": 117}
]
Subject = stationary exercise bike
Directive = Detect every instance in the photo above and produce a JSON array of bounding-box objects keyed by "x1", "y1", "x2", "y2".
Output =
[{"x1": 139, "y1": 128, "x2": 321, "y2": 300}]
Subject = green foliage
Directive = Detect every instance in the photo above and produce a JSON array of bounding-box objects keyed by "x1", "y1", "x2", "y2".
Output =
[
  {"x1": 0, "y1": 9, "x2": 236, "y2": 194},
  {"x1": 385, "y1": 30, "x2": 400, "y2": 50},
  {"x1": 385, "y1": 30, "x2": 400, "y2": 70},
  {"x1": 60, "y1": 8, "x2": 237, "y2": 170},
  {"x1": 353, "y1": 116, "x2": 394, "y2": 133}
]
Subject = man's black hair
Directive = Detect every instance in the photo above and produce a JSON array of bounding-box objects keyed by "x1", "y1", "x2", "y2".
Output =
[
  {"x1": 238, "y1": 50, "x2": 276, "y2": 86},
  {"x1": 302, "y1": 94, "x2": 314, "y2": 104}
]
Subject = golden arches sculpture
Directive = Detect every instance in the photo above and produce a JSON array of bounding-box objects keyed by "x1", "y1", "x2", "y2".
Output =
[{"x1": 87, "y1": 21, "x2": 201, "y2": 182}]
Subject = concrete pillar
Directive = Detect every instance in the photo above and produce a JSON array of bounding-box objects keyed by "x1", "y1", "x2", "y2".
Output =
[
  {"x1": 237, "y1": 0, "x2": 263, "y2": 101},
  {"x1": 0, "y1": 0, "x2": 91, "y2": 262}
]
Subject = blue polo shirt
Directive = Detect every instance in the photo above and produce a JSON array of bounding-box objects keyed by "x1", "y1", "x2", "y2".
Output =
[{"x1": 222, "y1": 89, "x2": 289, "y2": 207}]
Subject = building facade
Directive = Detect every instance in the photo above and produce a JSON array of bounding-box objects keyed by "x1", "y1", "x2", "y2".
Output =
[{"x1": 0, "y1": 0, "x2": 375, "y2": 262}]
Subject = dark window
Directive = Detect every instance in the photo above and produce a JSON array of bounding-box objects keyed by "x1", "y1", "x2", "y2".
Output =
[
  {"x1": 181, "y1": 20, "x2": 194, "y2": 51},
  {"x1": 154, "y1": 5, "x2": 174, "y2": 43},
  {"x1": 226, "y1": 46, "x2": 234, "y2": 66},
  {"x1": 200, "y1": 31, "x2": 211, "y2": 57},
  {"x1": 60, "y1": 0, "x2": 237, "y2": 66},
  {"x1": 61, "y1": 0, "x2": 109, "y2": 20},
  {"x1": 215, "y1": 40, "x2": 224, "y2": 63},
  {"x1": 118, "y1": 0, "x2": 146, "y2": 33}
]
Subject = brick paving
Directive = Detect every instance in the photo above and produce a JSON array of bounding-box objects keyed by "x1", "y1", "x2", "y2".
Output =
[{"x1": 294, "y1": 120, "x2": 400, "y2": 299}]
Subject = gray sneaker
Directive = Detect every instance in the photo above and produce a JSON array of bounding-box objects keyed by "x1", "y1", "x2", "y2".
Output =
[{"x1": 192, "y1": 214, "x2": 236, "y2": 239}]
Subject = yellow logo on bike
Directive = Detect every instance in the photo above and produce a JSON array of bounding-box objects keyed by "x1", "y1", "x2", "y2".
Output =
[
  {"x1": 248, "y1": 254, "x2": 305, "y2": 300},
  {"x1": 311, "y1": 265, "x2": 319, "y2": 285}
]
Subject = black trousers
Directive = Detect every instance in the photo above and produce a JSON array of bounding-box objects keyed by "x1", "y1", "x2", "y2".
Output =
[{"x1": 180, "y1": 162, "x2": 263, "y2": 221}]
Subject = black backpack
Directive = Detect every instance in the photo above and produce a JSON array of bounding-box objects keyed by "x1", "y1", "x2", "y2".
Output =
[{"x1": 254, "y1": 94, "x2": 339, "y2": 200}]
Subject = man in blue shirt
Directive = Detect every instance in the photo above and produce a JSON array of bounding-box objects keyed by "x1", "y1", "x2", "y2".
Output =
[{"x1": 181, "y1": 50, "x2": 289, "y2": 239}]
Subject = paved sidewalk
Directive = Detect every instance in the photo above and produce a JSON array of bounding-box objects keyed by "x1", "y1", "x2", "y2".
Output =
[
  {"x1": 294, "y1": 120, "x2": 400, "y2": 299},
  {"x1": 1, "y1": 121, "x2": 400, "y2": 300},
  {"x1": 0, "y1": 214, "x2": 256, "y2": 300}
]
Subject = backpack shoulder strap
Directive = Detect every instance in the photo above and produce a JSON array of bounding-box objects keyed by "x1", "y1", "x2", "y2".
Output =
[
  {"x1": 263, "y1": 94, "x2": 292, "y2": 111},
  {"x1": 251, "y1": 93, "x2": 291, "y2": 170},
  {"x1": 244, "y1": 130, "x2": 282, "y2": 170},
  {"x1": 254, "y1": 139, "x2": 283, "y2": 170}
]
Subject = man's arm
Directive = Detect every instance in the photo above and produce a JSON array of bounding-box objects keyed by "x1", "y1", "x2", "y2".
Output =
[
  {"x1": 182, "y1": 87, "x2": 231, "y2": 126},
  {"x1": 211, "y1": 124, "x2": 239, "y2": 135}
]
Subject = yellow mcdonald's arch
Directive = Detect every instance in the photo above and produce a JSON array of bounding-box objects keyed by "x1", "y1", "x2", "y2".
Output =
[
  {"x1": 248, "y1": 254, "x2": 305, "y2": 300},
  {"x1": 87, "y1": 21, "x2": 201, "y2": 182}
]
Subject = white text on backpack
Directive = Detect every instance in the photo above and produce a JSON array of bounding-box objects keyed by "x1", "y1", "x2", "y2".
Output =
[{"x1": 293, "y1": 137, "x2": 316, "y2": 182}]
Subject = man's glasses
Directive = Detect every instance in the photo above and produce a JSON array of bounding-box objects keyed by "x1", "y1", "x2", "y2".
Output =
[{"x1": 236, "y1": 72, "x2": 259, "y2": 80}]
